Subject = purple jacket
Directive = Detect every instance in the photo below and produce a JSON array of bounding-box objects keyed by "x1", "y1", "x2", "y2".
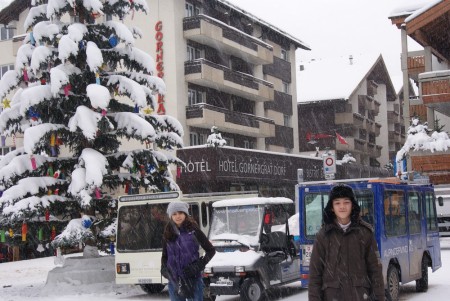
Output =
[{"x1": 166, "y1": 227, "x2": 200, "y2": 282}]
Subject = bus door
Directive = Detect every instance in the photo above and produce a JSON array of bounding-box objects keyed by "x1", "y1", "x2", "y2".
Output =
[
  {"x1": 381, "y1": 188, "x2": 410, "y2": 281},
  {"x1": 424, "y1": 192, "x2": 442, "y2": 271},
  {"x1": 406, "y1": 190, "x2": 423, "y2": 279}
]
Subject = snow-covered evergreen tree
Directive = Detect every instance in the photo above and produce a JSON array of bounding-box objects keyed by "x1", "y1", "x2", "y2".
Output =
[
  {"x1": 396, "y1": 117, "x2": 450, "y2": 162},
  {"x1": 206, "y1": 126, "x2": 226, "y2": 148},
  {"x1": 0, "y1": 0, "x2": 184, "y2": 251}
]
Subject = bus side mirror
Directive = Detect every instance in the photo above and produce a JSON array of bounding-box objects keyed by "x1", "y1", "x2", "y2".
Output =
[{"x1": 438, "y1": 196, "x2": 444, "y2": 206}]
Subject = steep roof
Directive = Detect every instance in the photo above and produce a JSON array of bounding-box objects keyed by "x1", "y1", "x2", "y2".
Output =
[
  {"x1": 0, "y1": 0, "x2": 29, "y2": 25},
  {"x1": 297, "y1": 53, "x2": 397, "y2": 103}
]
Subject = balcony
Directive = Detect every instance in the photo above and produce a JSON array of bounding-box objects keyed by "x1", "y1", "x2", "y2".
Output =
[
  {"x1": 12, "y1": 34, "x2": 26, "y2": 56},
  {"x1": 183, "y1": 15, "x2": 273, "y2": 65},
  {"x1": 335, "y1": 112, "x2": 364, "y2": 128},
  {"x1": 387, "y1": 110, "x2": 400, "y2": 123},
  {"x1": 186, "y1": 103, "x2": 275, "y2": 138},
  {"x1": 407, "y1": 51, "x2": 425, "y2": 81},
  {"x1": 375, "y1": 122, "x2": 381, "y2": 136},
  {"x1": 185, "y1": 59, "x2": 274, "y2": 102},
  {"x1": 419, "y1": 70, "x2": 450, "y2": 115}
]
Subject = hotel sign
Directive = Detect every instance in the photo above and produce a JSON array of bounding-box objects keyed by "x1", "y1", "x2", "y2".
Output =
[{"x1": 177, "y1": 147, "x2": 324, "y2": 184}]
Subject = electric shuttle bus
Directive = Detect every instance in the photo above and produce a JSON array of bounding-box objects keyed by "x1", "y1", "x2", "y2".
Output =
[{"x1": 295, "y1": 178, "x2": 442, "y2": 301}]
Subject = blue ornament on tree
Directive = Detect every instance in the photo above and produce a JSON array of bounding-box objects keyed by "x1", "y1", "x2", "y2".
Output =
[
  {"x1": 81, "y1": 216, "x2": 93, "y2": 228},
  {"x1": 134, "y1": 104, "x2": 139, "y2": 113},
  {"x1": 109, "y1": 35, "x2": 118, "y2": 47}
]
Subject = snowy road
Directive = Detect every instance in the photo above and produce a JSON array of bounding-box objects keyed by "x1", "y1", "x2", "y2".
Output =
[{"x1": 1, "y1": 238, "x2": 449, "y2": 300}]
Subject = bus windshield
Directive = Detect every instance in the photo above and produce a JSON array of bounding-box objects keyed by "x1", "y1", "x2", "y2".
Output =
[
  {"x1": 117, "y1": 203, "x2": 169, "y2": 252},
  {"x1": 304, "y1": 189, "x2": 374, "y2": 240},
  {"x1": 209, "y1": 205, "x2": 263, "y2": 245}
]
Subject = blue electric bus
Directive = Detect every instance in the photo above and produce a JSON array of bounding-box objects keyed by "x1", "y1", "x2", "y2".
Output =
[{"x1": 295, "y1": 178, "x2": 442, "y2": 301}]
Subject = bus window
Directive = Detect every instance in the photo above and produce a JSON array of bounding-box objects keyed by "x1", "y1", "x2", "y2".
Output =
[
  {"x1": 117, "y1": 203, "x2": 169, "y2": 252},
  {"x1": 384, "y1": 190, "x2": 406, "y2": 236},
  {"x1": 304, "y1": 192, "x2": 328, "y2": 239},
  {"x1": 425, "y1": 193, "x2": 438, "y2": 231},
  {"x1": 189, "y1": 203, "x2": 200, "y2": 226},
  {"x1": 201, "y1": 202, "x2": 208, "y2": 228},
  {"x1": 408, "y1": 192, "x2": 421, "y2": 234},
  {"x1": 356, "y1": 190, "x2": 374, "y2": 225}
]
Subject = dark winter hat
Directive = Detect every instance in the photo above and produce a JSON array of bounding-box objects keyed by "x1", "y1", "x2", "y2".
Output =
[
  {"x1": 167, "y1": 201, "x2": 189, "y2": 217},
  {"x1": 323, "y1": 183, "x2": 360, "y2": 224}
]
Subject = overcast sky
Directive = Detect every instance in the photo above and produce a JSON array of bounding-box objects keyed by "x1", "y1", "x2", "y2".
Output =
[{"x1": 226, "y1": 0, "x2": 423, "y2": 79}]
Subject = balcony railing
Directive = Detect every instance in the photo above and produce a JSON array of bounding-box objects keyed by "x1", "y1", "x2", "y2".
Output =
[
  {"x1": 185, "y1": 59, "x2": 274, "y2": 102},
  {"x1": 186, "y1": 103, "x2": 275, "y2": 138},
  {"x1": 335, "y1": 112, "x2": 364, "y2": 127},
  {"x1": 419, "y1": 70, "x2": 450, "y2": 105},
  {"x1": 183, "y1": 15, "x2": 273, "y2": 65}
]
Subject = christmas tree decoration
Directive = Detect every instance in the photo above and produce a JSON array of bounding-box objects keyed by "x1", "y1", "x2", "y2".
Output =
[
  {"x1": 0, "y1": 0, "x2": 184, "y2": 252},
  {"x1": 38, "y1": 227, "x2": 43, "y2": 241},
  {"x1": 81, "y1": 216, "x2": 93, "y2": 228},
  {"x1": 22, "y1": 222, "x2": 28, "y2": 241},
  {"x1": 2, "y1": 98, "x2": 10, "y2": 108},
  {"x1": 29, "y1": 31, "x2": 35, "y2": 46},
  {"x1": 23, "y1": 69, "x2": 29, "y2": 82},
  {"x1": 63, "y1": 84, "x2": 71, "y2": 97},
  {"x1": 143, "y1": 106, "x2": 153, "y2": 114},
  {"x1": 0, "y1": 229, "x2": 5, "y2": 242},
  {"x1": 9, "y1": 228, "x2": 13, "y2": 238},
  {"x1": 95, "y1": 187, "x2": 101, "y2": 199},
  {"x1": 30, "y1": 155, "x2": 37, "y2": 170},
  {"x1": 109, "y1": 35, "x2": 118, "y2": 47}
]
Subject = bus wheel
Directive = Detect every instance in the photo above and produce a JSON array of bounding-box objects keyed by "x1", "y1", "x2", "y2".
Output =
[
  {"x1": 240, "y1": 278, "x2": 264, "y2": 301},
  {"x1": 416, "y1": 256, "x2": 429, "y2": 292},
  {"x1": 140, "y1": 284, "x2": 165, "y2": 294},
  {"x1": 386, "y1": 265, "x2": 400, "y2": 301}
]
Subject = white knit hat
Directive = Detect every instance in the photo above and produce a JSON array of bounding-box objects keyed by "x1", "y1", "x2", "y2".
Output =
[{"x1": 167, "y1": 201, "x2": 189, "y2": 217}]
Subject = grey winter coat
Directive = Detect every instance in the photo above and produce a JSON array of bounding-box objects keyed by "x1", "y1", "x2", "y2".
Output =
[{"x1": 308, "y1": 220, "x2": 385, "y2": 301}]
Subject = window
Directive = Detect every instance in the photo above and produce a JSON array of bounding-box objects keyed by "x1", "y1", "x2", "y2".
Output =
[
  {"x1": 0, "y1": 64, "x2": 14, "y2": 80},
  {"x1": 384, "y1": 190, "x2": 406, "y2": 236},
  {"x1": 224, "y1": 137, "x2": 234, "y2": 147},
  {"x1": 244, "y1": 140, "x2": 255, "y2": 149},
  {"x1": 283, "y1": 114, "x2": 291, "y2": 127},
  {"x1": 357, "y1": 190, "x2": 375, "y2": 225},
  {"x1": 1, "y1": 146, "x2": 16, "y2": 156},
  {"x1": 304, "y1": 192, "x2": 328, "y2": 239},
  {"x1": 1, "y1": 26, "x2": 14, "y2": 41},
  {"x1": 105, "y1": 14, "x2": 113, "y2": 21},
  {"x1": 185, "y1": 3, "x2": 200, "y2": 17},
  {"x1": 408, "y1": 192, "x2": 421, "y2": 234},
  {"x1": 425, "y1": 192, "x2": 438, "y2": 231},
  {"x1": 190, "y1": 132, "x2": 205, "y2": 146},
  {"x1": 281, "y1": 49, "x2": 289, "y2": 61},
  {"x1": 186, "y1": 45, "x2": 202, "y2": 61},
  {"x1": 188, "y1": 89, "x2": 205, "y2": 106},
  {"x1": 282, "y1": 81, "x2": 290, "y2": 94}
]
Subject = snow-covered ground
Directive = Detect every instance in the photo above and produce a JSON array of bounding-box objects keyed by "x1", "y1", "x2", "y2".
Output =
[{"x1": 1, "y1": 238, "x2": 450, "y2": 300}]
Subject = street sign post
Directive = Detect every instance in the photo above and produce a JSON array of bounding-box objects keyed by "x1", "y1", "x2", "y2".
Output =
[{"x1": 323, "y1": 154, "x2": 336, "y2": 180}]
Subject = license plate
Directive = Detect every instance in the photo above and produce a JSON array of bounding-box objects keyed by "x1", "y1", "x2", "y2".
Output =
[
  {"x1": 304, "y1": 245, "x2": 313, "y2": 260},
  {"x1": 215, "y1": 277, "x2": 233, "y2": 286},
  {"x1": 138, "y1": 278, "x2": 152, "y2": 284}
]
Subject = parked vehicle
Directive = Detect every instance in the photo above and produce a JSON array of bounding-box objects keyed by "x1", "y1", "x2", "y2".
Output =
[
  {"x1": 114, "y1": 190, "x2": 258, "y2": 294},
  {"x1": 296, "y1": 177, "x2": 442, "y2": 301},
  {"x1": 203, "y1": 197, "x2": 299, "y2": 301},
  {"x1": 434, "y1": 184, "x2": 450, "y2": 237}
]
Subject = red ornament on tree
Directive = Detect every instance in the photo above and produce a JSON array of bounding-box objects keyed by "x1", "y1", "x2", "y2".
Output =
[
  {"x1": 45, "y1": 210, "x2": 50, "y2": 221},
  {"x1": 21, "y1": 222, "x2": 28, "y2": 242},
  {"x1": 51, "y1": 226, "x2": 56, "y2": 240}
]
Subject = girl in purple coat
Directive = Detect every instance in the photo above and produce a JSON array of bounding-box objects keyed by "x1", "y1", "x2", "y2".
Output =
[{"x1": 161, "y1": 201, "x2": 215, "y2": 301}]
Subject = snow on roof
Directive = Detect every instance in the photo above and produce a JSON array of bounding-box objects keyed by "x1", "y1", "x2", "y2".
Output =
[
  {"x1": 405, "y1": 0, "x2": 443, "y2": 22},
  {"x1": 297, "y1": 53, "x2": 381, "y2": 103},
  {"x1": 388, "y1": 0, "x2": 432, "y2": 18},
  {"x1": 217, "y1": 0, "x2": 310, "y2": 50},
  {"x1": 212, "y1": 197, "x2": 293, "y2": 207}
]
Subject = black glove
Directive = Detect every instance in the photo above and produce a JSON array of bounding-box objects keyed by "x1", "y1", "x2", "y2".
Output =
[
  {"x1": 183, "y1": 260, "x2": 204, "y2": 278},
  {"x1": 161, "y1": 265, "x2": 171, "y2": 279}
]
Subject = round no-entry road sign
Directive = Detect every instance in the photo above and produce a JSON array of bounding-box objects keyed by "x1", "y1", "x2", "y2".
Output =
[{"x1": 323, "y1": 154, "x2": 336, "y2": 174}]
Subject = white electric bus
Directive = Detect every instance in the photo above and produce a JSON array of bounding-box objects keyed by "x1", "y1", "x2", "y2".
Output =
[{"x1": 115, "y1": 191, "x2": 258, "y2": 294}]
